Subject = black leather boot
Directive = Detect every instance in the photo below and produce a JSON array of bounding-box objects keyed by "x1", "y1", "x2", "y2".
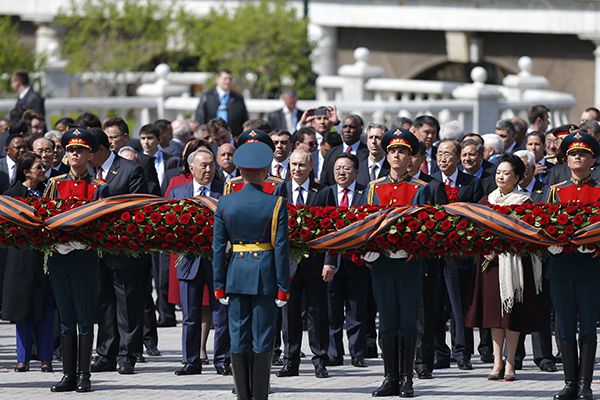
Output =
[
  {"x1": 577, "y1": 341, "x2": 596, "y2": 400},
  {"x1": 231, "y1": 352, "x2": 252, "y2": 400},
  {"x1": 372, "y1": 335, "x2": 400, "y2": 397},
  {"x1": 554, "y1": 341, "x2": 578, "y2": 400},
  {"x1": 400, "y1": 336, "x2": 417, "y2": 398},
  {"x1": 252, "y1": 351, "x2": 272, "y2": 400},
  {"x1": 76, "y1": 334, "x2": 94, "y2": 392},
  {"x1": 51, "y1": 333, "x2": 77, "y2": 392}
]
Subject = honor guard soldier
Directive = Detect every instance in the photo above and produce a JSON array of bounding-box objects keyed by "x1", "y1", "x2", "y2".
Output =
[
  {"x1": 547, "y1": 132, "x2": 600, "y2": 400},
  {"x1": 44, "y1": 128, "x2": 108, "y2": 393},
  {"x1": 224, "y1": 129, "x2": 285, "y2": 195},
  {"x1": 212, "y1": 141, "x2": 290, "y2": 400},
  {"x1": 368, "y1": 129, "x2": 430, "y2": 398}
]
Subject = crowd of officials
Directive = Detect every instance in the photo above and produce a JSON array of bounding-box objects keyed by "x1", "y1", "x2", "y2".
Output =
[{"x1": 1, "y1": 69, "x2": 600, "y2": 400}]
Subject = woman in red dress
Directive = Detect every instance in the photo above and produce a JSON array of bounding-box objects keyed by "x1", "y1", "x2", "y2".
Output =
[{"x1": 465, "y1": 154, "x2": 543, "y2": 381}]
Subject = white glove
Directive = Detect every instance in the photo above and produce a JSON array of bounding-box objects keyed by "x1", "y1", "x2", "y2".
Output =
[
  {"x1": 218, "y1": 297, "x2": 229, "y2": 306},
  {"x1": 275, "y1": 299, "x2": 287, "y2": 308},
  {"x1": 388, "y1": 250, "x2": 409, "y2": 259},
  {"x1": 548, "y1": 246, "x2": 564, "y2": 255},
  {"x1": 55, "y1": 241, "x2": 87, "y2": 255},
  {"x1": 362, "y1": 251, "x2": 380, "y2": 263},
  {"x1": 578, "y1": 245, "x2": 596, "y2": 254}
]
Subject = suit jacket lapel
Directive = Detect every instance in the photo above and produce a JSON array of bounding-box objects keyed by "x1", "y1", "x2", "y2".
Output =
[{"x1": 105, "y1": 156, "x2": 120, "y2": 185}]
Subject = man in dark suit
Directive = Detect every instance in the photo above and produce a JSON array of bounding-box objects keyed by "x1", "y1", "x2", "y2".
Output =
[
  {"x1": 195, "y1": 70, "x2": 249, "y2": 137},
  {"x1": 267, "y1": 88, "x2": 303, "y2": 132},
  {"x1": 320, "y1": 115, "x2": 368, "y2": 187},
  {"x1": 411, "y1": 115, "x2": 440, "y2": 175},
  {"x1": 276, "y1": 149, "x2": 330, "y2": 379},
  {"x1": 139, "y1": 123, "x2": 180, "y2": 194},
  {"x1": 319, "y1": 153, "x2": 370, "y2": 369},
  {"x1": 169, "y1": 148, "x2": 230, "y2": 376},
  {"x1": 357, "y1": 123, "x2": 389, "y2": 187},
  {"x1": 431, "y1": 139, "x2": 483, "y2": 371},
  {"x1": 88, "y1": 128, "x2": 150, "y2": 375},
  {"x1": 269, "y1": 129, "x2": 292, "y2": 179},
  {"x1": 11, "y1": 70, "x2": 45, "y2": 116},
  {"x1": 460, "y1": 138, "x2": 497, "y2": 195}
]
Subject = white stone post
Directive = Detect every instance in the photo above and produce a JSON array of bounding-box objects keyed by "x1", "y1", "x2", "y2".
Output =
[
  {"x1": 309, "y1": 24, "x2": 337, "y2": 76},
  {"x1": 452, "y1": 67, "x2": 502, "y2": 134},
  {"x1": 579, "y1": 35, "x2": 600, "y2": 108}
]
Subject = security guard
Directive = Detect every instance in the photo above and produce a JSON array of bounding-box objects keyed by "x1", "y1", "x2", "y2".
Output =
[
  {"x1": 368, "y1": 129, "x2": 430, "y2": 398},
  {"x1": 213, "y1": 141, "x2": 290, "y2": 400},
  {"x1": 224, "y1": 129, "x2": 285, "y2": 195},
  {"x1": 45, "y1": 128, "x2": 107, "y2": 393},
  {"x1": 547, "y1": 132, "x2": 600, "y2": 400}
]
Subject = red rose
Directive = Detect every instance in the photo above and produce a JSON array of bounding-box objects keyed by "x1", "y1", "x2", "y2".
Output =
[
  {"x1": 192, "y1": 234, "x2": 204, "y2": 244},
  {"x1": 572, "y1": 215, "x2": 584, "y2": 225},
  {"x1": 357, "y1": 212, "x2": 367, "y2": 220},
  {"x1": 387, "y1": 233, "x2": 399, "y2": 243},
  {"x1": 173, "y1": 204, "x2": 183, "y2": 213},
  {"x1": 289, "y1": 218, "x2": 298, "y2": 228},
  {"x1": 188, "y1": 206, "x2": 199, "y2": 214},
  {"x1": 402, "y1": 233, "x2": 412, "y2": 242},
  {"x1": 120, "y1": 236, "x2": 130, "y2": 244},
  {"x1": 194, "y1": 214, "x2": 207, "y2": 225},
  {"x1": 456, "y1": 220, "x2": 468, "y2": 230},
  {"x1": 176, "y1": 242, "x2": 186, "y2": 250},
  {"x1": 564, "y1": 225, "x2": 575, "y2": 235},
  {"x1": 165, "y1": 233, "x2": 176, "y2": 243},
  {"x1": 99, "y1": 222, "x2": 109, "y2": 231},
  {"x1": 161, "y1": 243, "x2": 169, "y2": 250},
  {"x1": 114, "y1": 225, "x2": 123, "y2": 233},
  {"x1": 416, "y1": 232, "x2": 428, "y2": 243},
  {"x1": 130, "y1": 242, "x2": 139, "y2": 250},
  {"x1": 330, "y1": 211, "x2": 340, "y2": 220},
  {"x1": 8, "y1": 227, "x2": 19, "y2": 236},
  {"x1": 407, "y1": 220, "x2": 421, "y2": 232},
  {"x1": 417, "y1": 211, "x2": 429, "y2": 221},
  {"x1": 433, "y1": 211, "x2": 446, "y2": 221},
  {"x1": 159, "y1": 204, "x2": 169, "y2": 212},
  {"x1": 523, "y1": 214, "x2": 535, "y2": 225},
  {"x1": 424, "y1": 220, "x2": 435, "y2": 230},
  {"x1": 126, "y1": 224, "x2": 137, "y2": 234},
  {"x1": 201, "y1": 226, "x2": 212, "y2": 236},
  {"x1": 548, "y1": 205, "x2": 560, "y2": 213},
  {"x1": 32, "y1": 200, "x2": 42, "y2": 209},
  {"x1": 448, "y1": 231, "x2": 459, "y2": 242},
  {"x1": 531, "y1": 206, "x2": 544, "y2": 216},
  {"x1": 121, "y1": 211, "x2": 131, "y2": 222},
  {"x1": 440, "y1": 220, "x2": 452, "y2": 232},
  {"x1": 288, "y1": 206, "x2": 297, "y2": 217},
  {"x1": 556, "y1": 213, "x2": 569, "y2": 225},
  {"x1": 591, "y1": 215, "x2": 600, "y2": 224},
  {"x1": 546, "y1": 225, "x2": 558, "y2": 235},
  {"x1": 134, "y1": 212, "x2": 145, "y2": 223},
  {"x1": 188, "y1": 225, "x2": 198, "y2": 234},
  {"x1": 144, "y1": 225, "x2": 154, "y2": 234},
  {"x1": 150, "y1": 212, "x2": 162, "y2": 223},
  {"x1": 566, "y1": 205, "x2": 578, "y2": 215},
  {"x1": 538, "y1": 214, "x2": 550, "y2": 225},
  {"x1": 514, "y1": 205, "x2": 526, "y2": 215},
  {"x1": 334, "y1": 219, "x2": 346, "y2": 229},
  {"x1": 136, "y1": 233, "x2": 145, "y2": 242},
  {"x1": 174, "y1": 226, "x2": 184, "y2": 236},
  {"x1": 37, "y1": 207, "x2": 47, "y2": 216},
  {"x1": 208, "y1": 216, "x2": 214, "y2": 224},
  {"x1": 46, "y1": 202, "x2": 56, "y2": 210},
  {"x1": 300, "y1": 228, "x2": 312, "y2": 240},
  {"x1": 165, "y1": 213, "x2": 177, "y2": 225},
  {"x1": 347, "y1": 211, "x2": 356, "y2": 221},
  {"x1": 557, "y1": 234, "x2": 569, "y2": 243},
  {"x1": 94, "y1": 232, "x2": 103, "y2": 242},
  {"x1": 179, "y1": 213, "x2": 191, "y2": 225},
  {"x1": 321, "y1": 218, "x2": 332, "y2": 229},
  {"x1": 157, "y1": 226, "x2": 167, "y2": 235},
  {"x1": 143, "y1": 205, "x2": 153, "y2": 214}
]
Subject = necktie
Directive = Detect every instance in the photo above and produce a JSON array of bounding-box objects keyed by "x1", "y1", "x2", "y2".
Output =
[
  {"x1": 197, "y1": 186, "x2": 206, "y2": 197},
  {"x1": 370, "y1": 164, "x2": 379, "y2": 181},
  {"x1": 340, "y1": 187, "x2": 349, "y2": 207},
  {"x1": 96, "y1": 166, "x2": 103, "y2": 180},
  {"x1": 296, "y1": 186, "x2": 304, "y2": 205},
  {"x1": 345, "y1": 146, "x2": 352, "y2": 154},
  {"x1": 420, "y1": 159, "x2": 428, "y2": 174},
  {"x1": 9, "y1": 164, "x2": 15, "y2": 185},
  {"x1": 276, "y1": 164, "x2": 282, "y2": 178},
  {"x1": 445, "y1": 177, "x2": 453, "y2": 187},
  {"x1": 217, "y1": 93, "x2": 229, "y2": 122}
]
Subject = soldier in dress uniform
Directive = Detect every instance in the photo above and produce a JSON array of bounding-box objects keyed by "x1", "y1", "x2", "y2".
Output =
[
  {"x1": 224, "y1": 129, "x2": 285, "y2": 196},
  {"x1": 44, "y1": 128, "x2": 108, "y2": 393},
  {"x1": 368, "y1": 129, "x2": 431, "y2": 398},
  {"x1": 546, "y1": 132, "x2": 600, "y2": 400},
  {"x1": 212, "y1": 141, "x2": 290, "y2": 400}
]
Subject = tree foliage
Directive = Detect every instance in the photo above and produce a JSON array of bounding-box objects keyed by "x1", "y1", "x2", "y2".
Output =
[
  {"x1": 178, "y1": 0, "x2": 316, "y2": 98},
  {"x1": 0, "y1": 17, "x2": 39, "y2": 80},
  {"x1": 55, "y1": 0, "x2": 175, "y2": 75}
]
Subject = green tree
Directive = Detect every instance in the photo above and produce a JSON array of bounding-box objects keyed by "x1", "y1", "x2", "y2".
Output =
[
  {"x1": 55, "y1": 0, "x2": 175, "y2": 83},
  {"x1": 0, "y1": 17, "x2": 40, "y2": 92},
  {"x1": 179, "y1": 0, "x2": 316, "y2": 99}
]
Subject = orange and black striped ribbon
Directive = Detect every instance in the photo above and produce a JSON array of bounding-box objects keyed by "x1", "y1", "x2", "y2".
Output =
[
  {"x1": 571, "y1": 220, "x2": 600, "y2": 245},
  {"x1": 0, "y1": 195, "x2": 43, "y2": 228}
]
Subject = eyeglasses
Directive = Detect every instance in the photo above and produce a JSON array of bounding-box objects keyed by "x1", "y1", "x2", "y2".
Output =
[{"x1": 436, "y1": 151, "x2": 457, "y2": 160}]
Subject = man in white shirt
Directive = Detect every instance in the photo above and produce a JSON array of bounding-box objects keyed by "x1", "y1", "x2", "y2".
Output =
[
  {"x1": 357, "y1": 123, "x2": 388, "y2": 186},
  {"x1": 267, "y1": 88, "x2": 303, "y2": 132},
  {"x1": 139, "y1": 123, "x2": 179, "y2": 189}
]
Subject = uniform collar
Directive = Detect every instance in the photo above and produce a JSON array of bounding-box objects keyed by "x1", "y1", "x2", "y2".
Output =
[
  {"x1": 570, "y1": 175, "x2": 593, "y2": 185},
  {"x1": 388, "y1": 172, "x2": 409, "y2": 183}
]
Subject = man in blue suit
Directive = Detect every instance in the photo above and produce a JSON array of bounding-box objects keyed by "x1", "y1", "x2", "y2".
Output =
[
  {"x1": 213, "y1": 141, "x2": 290, "y2": 400},
  {"x1": 169, "y1": 148, "x2": 230, "y2": 376}
]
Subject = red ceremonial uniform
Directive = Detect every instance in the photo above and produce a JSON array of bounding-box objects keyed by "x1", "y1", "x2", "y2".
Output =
[
  {"x1": 45, "y1": 173, "x2": 106, "y2": 200},
  {"x1": 547, "y1": 176, "x2": 600, "y2": 204},
  {"x1": 367, "y1": 175, "x2": 428, "y2": 206}
]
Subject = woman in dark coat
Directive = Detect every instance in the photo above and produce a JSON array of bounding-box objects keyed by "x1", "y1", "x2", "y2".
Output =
[
  {"x1": 465, "y1": 154, "x2": 543, "y2": 381},
  {"x1": 1, "y1": 152, "x2": 54, "y2": 372}
]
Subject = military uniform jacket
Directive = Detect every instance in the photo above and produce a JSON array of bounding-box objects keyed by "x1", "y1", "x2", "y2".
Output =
[
  {"x1": 367, "y1": 175, "x2": 430, "y2": 206},
  {"x1": 45, "y1": 172, "x2": 107, "y2": 200},
  {"x1": 212, "y1": 183, "x2": 290, "y2": 300},
  {"x1": 547, "y1": 176, "x2": 600, "y2": 282}
]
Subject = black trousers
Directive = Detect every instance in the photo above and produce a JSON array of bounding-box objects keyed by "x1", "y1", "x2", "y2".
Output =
[
  {"x1": 416, "y1": 261, "x2": 441, "y2": 372},
  {"x1": 154, "y1": 253, "x2": 176, "y2": 325},
  {"x1": 95, "y1": 254, "x2": 145, "y2": 365},
  {"x1": 142, "y1": 255, "x2": 158, "y2": 351},
  {"x1": 282, "y1": 274, "x2": 329, "y2": 364}
]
